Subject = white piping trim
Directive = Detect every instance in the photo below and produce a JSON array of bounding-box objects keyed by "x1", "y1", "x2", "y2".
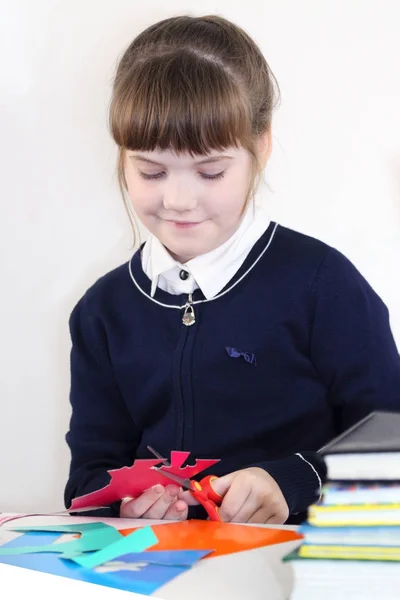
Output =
[
  {"x1": 128, "y1": 262, "x2": 182, "y2": 309},
  {"x1": 128, "y1": 222, "x2": 279, "y2": 310},
  {"x1": 295, "y1": 452, "x2": 322, "y2": 501}
]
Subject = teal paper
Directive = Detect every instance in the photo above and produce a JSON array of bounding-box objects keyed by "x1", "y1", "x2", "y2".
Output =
[
  {"x1": 0, "y1": 523, "x2": 122, "y2": 556},
  {"x1": 71, "y1": 526, "x2": 158, "y2": 569},
  {"x1": 0, "y1": 533, "x2": 209, "y2": 595}
]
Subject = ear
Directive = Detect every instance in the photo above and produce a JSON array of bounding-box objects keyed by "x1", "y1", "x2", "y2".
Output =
[{"x1": 256, "y1": 129, "x2": 272, "y2": 169}]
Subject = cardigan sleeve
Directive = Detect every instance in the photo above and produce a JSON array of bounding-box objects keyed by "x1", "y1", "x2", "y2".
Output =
[
  {"x1": 309, "y1": 247, "x2": 400, "y2": 430},
  {"x1": 253, "y1": 248, "x2": 400, "y2": 517},
  {"x1": 252, "y1": 451, "x2": 327, "y2": 517},
  {"x1": 64, "y1": 294, "x2": 139, "y2": 516}
]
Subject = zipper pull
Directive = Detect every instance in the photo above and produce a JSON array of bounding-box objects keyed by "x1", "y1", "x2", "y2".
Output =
[{"x1": 182, "y1": 293, "x2": 195, "y2": 326}]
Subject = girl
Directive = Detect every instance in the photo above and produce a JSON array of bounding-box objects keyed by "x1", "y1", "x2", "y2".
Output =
[{"x1": 64, "y1": 14, "x2": 400, "y2": 524}]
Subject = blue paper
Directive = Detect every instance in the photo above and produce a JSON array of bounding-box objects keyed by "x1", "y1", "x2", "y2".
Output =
[
  {"x1": 0, "y1": 532, "x2": 209, "y2": 595},
  {"x1": 116, "y1": 550, "x2": 211, "y2": 566}
]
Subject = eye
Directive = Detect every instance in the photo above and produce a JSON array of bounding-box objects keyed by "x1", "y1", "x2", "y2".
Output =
[
  {"x1": 200, "y1": 171, "x2": 225, "y2": 180},
  {"x1": 139, "y1": 171, "x2": 165, "y2": 180}
]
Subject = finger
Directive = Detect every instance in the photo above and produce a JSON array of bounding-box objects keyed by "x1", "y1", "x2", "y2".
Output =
[
  {"x1": 139, "y1": 484, "x2": 182, "y2": 520},
  {"x1": 120, "y1": 484, "x2": 166, "y2": 518},
  {"x1": 218, "y1": 478, "x2": 252, "y2": 522},
  {"x1": 266, "y1": 511, "x2": 288, "y2": 525},
  {"x1": 162, "y1": 499, "x2": 188, "y2": 521},
  {"x1": 210, "y1": 473, "x2": 235, "y2": 498},
  {"x1": 246, "y1": 495, "x2": 289, "y2": 524},
  {"x1": 177, "y1": 474, "x2": 235, "y2": 507},
  {"x1": 228, "y1": 491, "x2": 264, "y2": 523},
  {"x1": 177, "y1": 489, "x2": 199, "y2": 506},
  {"x1": 248, "y1": 506, "x2": 274, "y2": 524},
  {"x1": 246, "y1": 494, "x2": 289, "y2": 524}
]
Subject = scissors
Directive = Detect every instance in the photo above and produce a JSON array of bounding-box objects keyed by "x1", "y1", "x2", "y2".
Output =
[{"x1": 147, "y1": 446, "x2": 224, "y2": 522}]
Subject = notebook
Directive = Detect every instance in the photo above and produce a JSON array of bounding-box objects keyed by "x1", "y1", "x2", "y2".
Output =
[{"x1": 319, "y1": 411, "x2": 400, "y2": 481}]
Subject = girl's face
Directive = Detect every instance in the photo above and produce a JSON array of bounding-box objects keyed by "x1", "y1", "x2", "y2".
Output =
[{"x1": 124, "y1": 139, "x2": 269, "y2": 263}]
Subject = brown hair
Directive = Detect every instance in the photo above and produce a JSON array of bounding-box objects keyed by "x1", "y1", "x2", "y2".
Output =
[{"x1": 109, "y1": 14, "x2": 280, "y2": 238}]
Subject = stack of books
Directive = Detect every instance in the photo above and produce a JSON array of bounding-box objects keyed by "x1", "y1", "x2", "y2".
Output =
[{"x1": 285, "y1": 411, "x2": 400, "y2": 600}]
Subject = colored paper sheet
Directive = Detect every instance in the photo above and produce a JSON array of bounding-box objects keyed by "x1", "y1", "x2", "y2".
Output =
[
  {"x1": 0, "y1": 514, "x2": 35, "y2": 527},
  {"x1": 0, "y1": 523, "x2": 122, "y2": 556},
  {"x1": 0, "y1": 533, "x2": 204, "y2": 596},
  {"x1": 0, "y1": 508, "x2": 108, "y2": 529},
  {"x1": 70, "y1": 526, "x2": 158, "y2": 569},
  {"x1": 70, "y1": 451, "x2": 220, "y2": 511},
  {"x1": 12, "y1": 522, "x2": 111, "y2": 534},
  {"x1": 95, "y1": 550, "x2": 211, "y2": 570},
  {"x1": 1, "y1": 532, "x2": 61, "y2": 549},
  {"x1": 120, "y1": 520, "x2": 303, "y2": 559},
  {"x1": 299, "y1": 544, "x2": 400, "y2": 561}
]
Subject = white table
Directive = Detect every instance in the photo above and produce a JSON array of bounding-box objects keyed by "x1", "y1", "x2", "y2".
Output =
[{"x1": 0, "y1": 515, "x2": 301, "y2": 600}]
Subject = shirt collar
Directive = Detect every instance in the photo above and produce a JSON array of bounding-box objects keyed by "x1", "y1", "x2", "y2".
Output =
[
  {"x1": 141, "y1": 199, "x2": 270, "y2": 299},
  {"x1": 141, "y1": 235, "x2": 181, "y2": 297}
]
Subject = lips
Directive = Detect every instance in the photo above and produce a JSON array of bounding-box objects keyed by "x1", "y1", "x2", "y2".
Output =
[{"x1": 165, "y1": 220, "x2": 202, "y2": 229}]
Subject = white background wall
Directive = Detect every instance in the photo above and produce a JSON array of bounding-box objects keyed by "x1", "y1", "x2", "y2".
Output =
[{"x1": 0, "y1": 0, "x2": 399, "y2": 512}]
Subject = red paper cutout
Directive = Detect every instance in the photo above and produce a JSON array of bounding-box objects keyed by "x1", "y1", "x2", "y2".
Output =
[{"x1": 70, "y1": 451, "x2": 220, "y2": 511}]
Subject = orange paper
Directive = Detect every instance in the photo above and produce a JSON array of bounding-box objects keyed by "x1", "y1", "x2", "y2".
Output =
[{"x1": 119, "y1": 520, "x2": 302, "y2": 559}]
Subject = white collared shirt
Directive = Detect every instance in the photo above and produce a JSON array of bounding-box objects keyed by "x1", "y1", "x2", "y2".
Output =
[{"x1": 141, "y1": 200, "x2": 270, "y2": 299}]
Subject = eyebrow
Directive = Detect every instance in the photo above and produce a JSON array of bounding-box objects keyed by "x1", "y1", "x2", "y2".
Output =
[{"x1": 131, "y1": 154, "x2": 234, "y2": 166}]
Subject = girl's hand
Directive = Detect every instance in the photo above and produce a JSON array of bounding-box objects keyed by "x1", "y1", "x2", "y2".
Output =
[
  {"x1": 215, "y1": 467, "x2": 289, "y2": 523},
  {"x1": 120, "y1": 484, "x2": 188, "y2": 520},
  {"x1": 180, "y1": 467, "x2": 289, "y2": 524}
]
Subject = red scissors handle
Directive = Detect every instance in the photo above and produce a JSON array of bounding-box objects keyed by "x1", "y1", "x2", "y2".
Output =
[
  {"x1": 148, "y1": 448, "x2": 225, "y2": 522},
  {"x1": 190, "y1": 475, "x2": 224, "y2": 522}
]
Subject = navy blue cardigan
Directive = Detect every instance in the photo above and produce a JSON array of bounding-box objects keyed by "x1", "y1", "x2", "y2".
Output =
[{"x1": 64, "y1": 223, "x2": 400, "y2": 522}]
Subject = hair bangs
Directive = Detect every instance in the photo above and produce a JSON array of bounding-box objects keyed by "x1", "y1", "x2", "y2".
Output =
[{"x1": 110, "y1": 52, "x2": 253, "y2": 156}]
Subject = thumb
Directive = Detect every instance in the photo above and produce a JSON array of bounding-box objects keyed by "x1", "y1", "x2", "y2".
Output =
[{"x1": 211, "y1": 473, "x2": 235, "y2": 498}]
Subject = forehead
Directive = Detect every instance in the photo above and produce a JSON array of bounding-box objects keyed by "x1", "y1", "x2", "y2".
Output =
[{"x1": 129, "y1": 146, "x2": 247, "y2": 167}]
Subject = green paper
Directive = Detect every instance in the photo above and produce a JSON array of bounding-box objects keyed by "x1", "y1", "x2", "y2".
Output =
[
  {"x1": 70, "y1": 526, "x2": 158, "y2": 569},
  {"x1": 0, "y1": 523, "x2": 122, "y2": 557}
]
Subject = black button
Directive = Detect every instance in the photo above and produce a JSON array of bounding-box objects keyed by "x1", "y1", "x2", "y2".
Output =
[{"x1": 179, "y1": 269, "x2": 189, "y2": 281}]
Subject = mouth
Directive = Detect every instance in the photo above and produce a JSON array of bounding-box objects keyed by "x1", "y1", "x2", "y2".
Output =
[{"x1": 165, "y1": 220, "x2": 203, "y2": 229}]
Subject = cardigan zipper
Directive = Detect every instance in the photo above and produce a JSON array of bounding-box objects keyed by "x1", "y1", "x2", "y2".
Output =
[
  {"x1": 182, "y1": 293, "x2": 195, "y2": 326},
  {"x1": 175, "y1": 293, "x2": 197, "y2": 449}
]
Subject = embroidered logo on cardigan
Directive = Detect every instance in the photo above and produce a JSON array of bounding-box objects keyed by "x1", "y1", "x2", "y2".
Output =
[{"x1": 225, "y1": 346, "x2": 257, "y2": 366}]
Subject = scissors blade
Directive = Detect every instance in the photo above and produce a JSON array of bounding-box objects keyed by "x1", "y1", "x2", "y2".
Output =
[
  {"x1": 147, "y1": 446, "x2": 170, "y2": 466},
  {"x1": 155, "y1": 468, "x2": 193, "y2": 490}
]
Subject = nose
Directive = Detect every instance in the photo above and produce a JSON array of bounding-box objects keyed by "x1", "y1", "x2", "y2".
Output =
[{"x1": 162, "y1": 177, "x2": 197, "y2": 212}]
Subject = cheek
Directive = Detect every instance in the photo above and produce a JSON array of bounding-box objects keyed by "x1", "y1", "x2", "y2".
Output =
[
  {"x1": 125, "y1": 176, "x2": 158, "y2": 218},
  {"x1": 209, "y1": 181, "x2": 248, "y2": 220}
]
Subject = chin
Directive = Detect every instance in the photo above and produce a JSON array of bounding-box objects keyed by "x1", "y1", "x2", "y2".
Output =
[{"x1": 168, "y1": 243, "x2": 211, "y2": 262}]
